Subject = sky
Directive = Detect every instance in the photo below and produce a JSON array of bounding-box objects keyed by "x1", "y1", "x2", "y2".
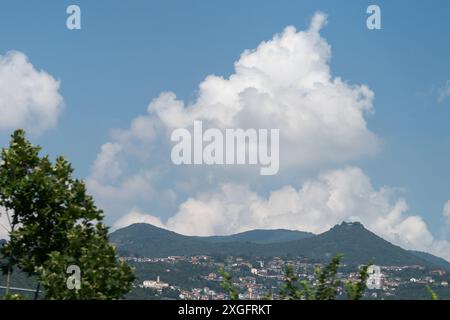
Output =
[{"x1": 0, "y1": 0, "x2": 450, "y2": 260}]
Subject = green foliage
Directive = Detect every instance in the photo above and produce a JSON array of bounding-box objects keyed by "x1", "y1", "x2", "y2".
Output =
[
  {"x1": 280, "y1": 254, "x2": 371, "y2": 300},
  {"x1": 0, "y1": 130, "x2": 134, "y2": 299},
  {"x1": 279, "y1": 265, "x2": 299, "y2": 299},
  {"x1": 280, "y1": 264, "x2": 315, "y2": 300},
  {"x1": 426, "y1": 285, "x2": 439, "y2": 300},
  {"x1": 261, "y1": 291, "x2": 273, "y2": 300},
  {"x1": 218, "y1": 267, "x2": 239, "y2": 300},
  {"x1": 345, "y1": 262, "x2": 372, "y2": 300},
  {"x1": 314, "y1": 254, "x2": 343, "y2": 300},
  {"x1": 3, "y1": 293, "x2": 26, "y2": 300},
  {"x1": 280, "y1": 265, "x2": 303, "y2": 300},
  {"x1": 35, "y1": 225, "x2": 134, "y2": 299}
]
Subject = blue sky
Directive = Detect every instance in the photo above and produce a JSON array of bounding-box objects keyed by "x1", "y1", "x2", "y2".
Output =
[{"x1": 1, "y1": 1, "x2": 450, "y2": 257}]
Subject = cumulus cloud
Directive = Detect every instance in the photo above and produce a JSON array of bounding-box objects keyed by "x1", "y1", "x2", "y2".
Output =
[
  {"x1": 126, "y1": 167, "x2": 450, "y2": 261},
  {"x1": 88, "y1": 12, "x2": 379, "y2": 221},
  {"x1": 0, "y1": 51, "x2": 63, "y2": 134},
  {"x1": 148, "y1": 12, "x2": 379, "y2": 168}
]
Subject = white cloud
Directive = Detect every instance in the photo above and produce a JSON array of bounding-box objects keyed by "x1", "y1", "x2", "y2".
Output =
[
  {"x1": 438, "y1": 80, "x2": 450, "y2": 103},
  {"x1": 129, "y1": 167, "x2": 450, "y2": 261},
  {"x1": 147, "y1": 12, "x2": 379, "y2": 168},
  {"x1": 90, "y1": 142, "x2": 123, "y2": 183},
  {"x1": 88, "y1": 12, "x2": 379, "y2": 222},
  {"x1": 113, "y1": 208, "x2": 165, "y2": 231},
  {"x1": 0, "y1": 51, "x2": 63, "y2": 134},
  {"x1": 443, "y1": 200, "x2": 450, "y2": 226},
  {"x1": 86, "y1": 167, "x2": 178, "y2": 225}
]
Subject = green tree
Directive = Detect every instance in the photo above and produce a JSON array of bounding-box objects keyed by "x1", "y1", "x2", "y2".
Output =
[
  {"x1": 0, "y1": 130, "x2": 134, "y2": 299},
  {"x1": 280, "y1": 265, "x2": 313, "y2": 300},
  {"x1": 426, "y1": 285, "x2": 439, "y2": 300},
  {"x1": 345, "y1": 262, "x2": 372, "y2": 300},
  {"x1": 314, "y1": 254, "x2": 343, "y2": 300},
  {"x1": 219, "y1": 267, "x2": 239, "y2": 300},
  {"x1": 279, "y1": 254, "x2": 371, "y2": 300}
]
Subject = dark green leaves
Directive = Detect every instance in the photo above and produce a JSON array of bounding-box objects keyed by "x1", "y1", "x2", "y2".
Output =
[
  {"x1": 279, "y1": 254, "x2": 370, "y2": 300},
  {"x1": 219, "y1": 267, "x2": 239, "y2": 300},
  {"x1": 0, "y1": 130, "x2": 134, "y2": 299}
]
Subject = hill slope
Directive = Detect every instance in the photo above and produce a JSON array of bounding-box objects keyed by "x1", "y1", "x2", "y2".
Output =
[
  {"x1": 265, "y1": 222, "x2": 435, "y2": 266},
  {"x1": 109, "y1": 223, "x2": 216, "y2": 257},
  {"x1": 409, "y1": 250, "x2": 450, "y2": 270}
]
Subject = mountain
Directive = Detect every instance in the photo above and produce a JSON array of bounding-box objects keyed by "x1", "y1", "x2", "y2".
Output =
[
  {"x1": 110, "y1": 222, "x2": 447, "y2": 268},
  {"x1": 109, "y1": 223, "x2": 215, "y2": 257},
  {"x1": 195, "y1": 229, "x2": 314, "y2": 244},
  {"x1": 265, "y1": 222, "x2": 437, "y2": 267},
  {"x1": 409, "y1": 250, "x2": 450, "y2": 270}
]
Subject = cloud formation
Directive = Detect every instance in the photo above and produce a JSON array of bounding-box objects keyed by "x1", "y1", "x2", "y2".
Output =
[
  {"x1": 148, "y1": 12, "x2": 379, "y2": 168},
  {"x1": 0, "y1": 51, "x2": 63, "y2": 134},
  {"x1": 88, "y1": 12, "x2": 380, "y2": 220}
]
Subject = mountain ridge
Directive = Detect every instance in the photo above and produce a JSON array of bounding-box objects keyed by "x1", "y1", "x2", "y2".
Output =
[
  {"x1": 109, "y1": 222, "x2": 449, "y2": 269},
  {"x1": 194, "y1": 228, "x2": 314, "y2": 244}
]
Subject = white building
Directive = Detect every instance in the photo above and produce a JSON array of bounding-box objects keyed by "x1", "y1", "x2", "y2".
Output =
[{"x1": 143, "y1": 276, "x2": 169, "y2": 290}]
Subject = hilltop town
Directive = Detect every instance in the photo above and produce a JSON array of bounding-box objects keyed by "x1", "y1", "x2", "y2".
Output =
[{"x1": 124, "y1": 255, "x2": 450, "y2": 300}]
